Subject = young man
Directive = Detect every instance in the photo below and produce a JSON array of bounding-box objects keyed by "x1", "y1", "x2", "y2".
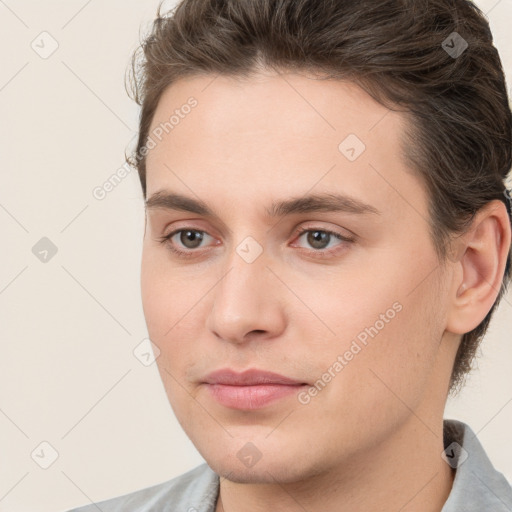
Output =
[{"x1": 68, "y1": 0, "x2": 512, "y2": 510}]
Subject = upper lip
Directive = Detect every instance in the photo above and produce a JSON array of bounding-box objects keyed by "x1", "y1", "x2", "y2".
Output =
[{"x1": 203, "y1": 369, "x2": 306, "y2": 386}]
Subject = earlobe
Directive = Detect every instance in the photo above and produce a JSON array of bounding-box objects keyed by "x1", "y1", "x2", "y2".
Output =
[{"x1": 446, "y1": 200, "x2": 511, "y2": 335}]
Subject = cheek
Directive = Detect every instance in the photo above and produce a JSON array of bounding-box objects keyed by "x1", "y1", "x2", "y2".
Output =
[
  {"x1": 140, "y1": 246, "x2": 209, "y2": 378},
  {"x1": 141, "y1": 246, "x2": 191, "y2": 336},
  {"x1": 323, "y1": 277, "x2": 442, "y2": 424},
  {"x1": 303, "y1": 248, "x2": 444, "y2": 407},
  {"x1": 141, "y1": 250, "x2": 166, "y2": 336},
  {"x1": 293, "y1": 293, "x2": 442, "y2": 462},
  {"x1": 141, "y1": 260, "x2": 201, "y2": 422}
]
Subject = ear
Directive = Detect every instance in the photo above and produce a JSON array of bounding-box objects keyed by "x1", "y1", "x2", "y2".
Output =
[{"x1": 446, "y1": 200, "x2": 511, "y2": 335}]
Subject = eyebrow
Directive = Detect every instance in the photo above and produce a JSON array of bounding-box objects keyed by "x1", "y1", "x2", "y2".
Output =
[{"x1": 145, "y1": 191, "x2": 380, "y2": 218}]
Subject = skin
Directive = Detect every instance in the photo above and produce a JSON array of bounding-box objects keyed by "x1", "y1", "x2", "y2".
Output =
[{"x1": 140, "y1": 70, "x2": 511, "y2": 512}]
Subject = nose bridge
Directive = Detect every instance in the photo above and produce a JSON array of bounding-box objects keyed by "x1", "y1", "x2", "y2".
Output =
[
  {"x1": 218, "y1": 231, "x2": 270, "y2": 301},
  {"x1": 207, "y1": 239, "x2": 282, "y2": 343},
  {"x1": 216, "y1": 244, "x2": 269, "y2": 317}
]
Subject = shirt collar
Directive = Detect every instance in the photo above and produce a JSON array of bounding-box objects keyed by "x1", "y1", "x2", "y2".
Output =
[{"x1": 441, "y1": 419, "x2": 512, "y2": 511}]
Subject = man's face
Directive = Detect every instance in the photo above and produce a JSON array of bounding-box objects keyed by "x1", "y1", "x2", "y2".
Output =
[{"x1": 141, "y1": 72, "x2": 454, "y2": 483}]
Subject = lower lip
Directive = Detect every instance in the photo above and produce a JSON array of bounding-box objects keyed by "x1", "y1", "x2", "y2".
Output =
[{"x1": 205, "y1": 383, "x2": 305, "y2": 410}]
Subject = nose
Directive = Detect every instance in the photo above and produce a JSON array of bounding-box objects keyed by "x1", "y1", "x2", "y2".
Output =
[{"x1": 205, "y1": 247, "x2": 287, "y2": 345}]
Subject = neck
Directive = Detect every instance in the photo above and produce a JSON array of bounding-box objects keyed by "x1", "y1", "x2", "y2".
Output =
[{"x1": 215, "y1": 416, "x2": 455, "y2": 512}]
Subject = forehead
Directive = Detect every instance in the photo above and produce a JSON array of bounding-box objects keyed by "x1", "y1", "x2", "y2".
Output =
[{"x1": 144, "y1": 72, "x2": 425, "y2": 223}]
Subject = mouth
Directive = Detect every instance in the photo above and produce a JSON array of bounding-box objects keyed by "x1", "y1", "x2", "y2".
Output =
[{"x1": 202, "y1": 369, "x2": 308, "y2": 410}]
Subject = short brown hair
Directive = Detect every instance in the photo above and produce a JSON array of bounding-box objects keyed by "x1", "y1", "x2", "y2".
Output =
[{"x1": 126, "y1": 0, "x2": 512, "y2": 393}]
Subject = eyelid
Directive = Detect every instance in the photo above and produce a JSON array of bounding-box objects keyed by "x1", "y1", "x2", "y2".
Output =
[{"x1": 291, "y1": 222, "x2": 356, "y2": 241}]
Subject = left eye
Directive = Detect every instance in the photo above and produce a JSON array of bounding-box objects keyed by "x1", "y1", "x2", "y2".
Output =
[{"x1": 294, "y1": 229, "x2": 350, "y2": 251}]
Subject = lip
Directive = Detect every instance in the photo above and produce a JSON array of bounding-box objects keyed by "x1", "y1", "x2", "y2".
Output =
[{"x1": 203, "y1": 369, "x2": 307, "y2": 410}]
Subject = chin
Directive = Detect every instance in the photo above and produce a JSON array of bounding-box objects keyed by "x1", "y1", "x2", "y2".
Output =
[
  {"x1": 201, "y1": 443, "x2": 327, "y2": 486},
  {"x1": 208, "y1": 459, "x2": 302, "y2": 485}
]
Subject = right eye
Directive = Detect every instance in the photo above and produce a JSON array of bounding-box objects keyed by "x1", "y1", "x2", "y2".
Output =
[{"x1": 158, "y1": 228, "x2": 218, "y2": 258}]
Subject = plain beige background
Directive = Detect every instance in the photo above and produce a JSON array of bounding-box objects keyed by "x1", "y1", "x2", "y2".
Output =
[{"x1": 0, "y1": 1, "x2": 511, "y2": 511}]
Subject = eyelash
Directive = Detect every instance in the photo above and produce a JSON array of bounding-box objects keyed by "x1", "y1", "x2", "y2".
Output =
[{"x1": 157, "y1": 226, "x2": 354, "y2": 259}]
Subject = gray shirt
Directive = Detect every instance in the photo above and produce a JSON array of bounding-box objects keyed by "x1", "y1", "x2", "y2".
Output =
[{"x1": 66, "y1": 419, "x2": 512, "y2": 511}]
